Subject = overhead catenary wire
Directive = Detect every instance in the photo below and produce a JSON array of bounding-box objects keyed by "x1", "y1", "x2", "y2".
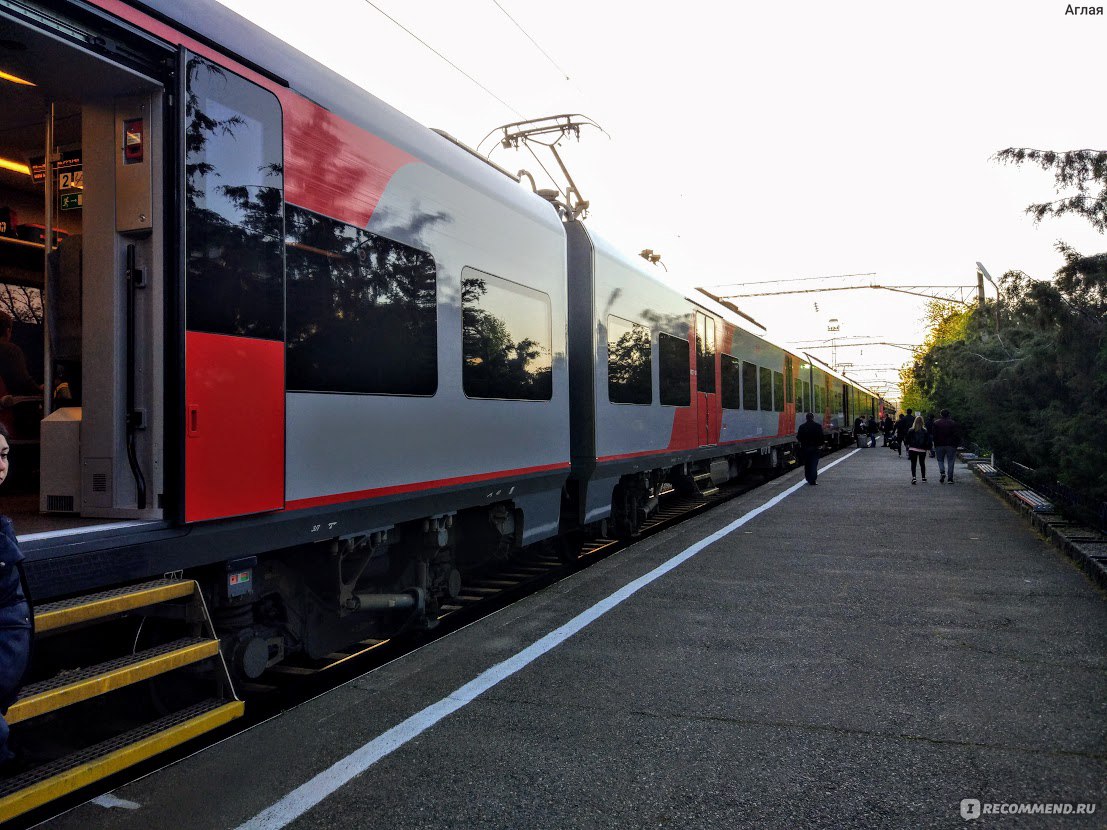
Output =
[
  {"x1": 490, "y1": 0, "x2": 571, "y2": 81},
  {"x1": 359, "y1": 0, "x2": 525, "y2": 118}
]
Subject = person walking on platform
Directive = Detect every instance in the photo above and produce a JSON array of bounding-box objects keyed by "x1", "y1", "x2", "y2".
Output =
[
  {"x1": 882, "y1": 413, "x2": 894, "y2": 446},
  {"x1": 931, "y1": 409, "x2": 961, "y2": 483},
  {"x1": 0, "y1": 422, "x2": 32, "y2": 772},
  {"x1": 894, "y1": 409, "x2": 912, "y2": 457},
  {"x1": 797, "y1": 412, "x2": 824, "y2": 485},
  {"x1": 905, "y1": 415, "x2": 933, "y2": 484},
  {"x1": 866, "y1": 415, "x2": 878, "y2": 448}
]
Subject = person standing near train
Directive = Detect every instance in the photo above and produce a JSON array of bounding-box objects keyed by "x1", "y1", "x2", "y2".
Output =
[
  {"x1": 0, "y1": 422, "x2": 32, "y2": 771},
  {"x1": 931, "y1": 409, "x2": 961, "y2": 483},
  {"x1": 905, "y1": 415, "x2": 933, "y2": 484},
  {"x1": 797, "y1": 412, "x2": 825, "y2": 485},
  {"x1": 866, "y1": 415, "x2": 878, "y2": 448}
]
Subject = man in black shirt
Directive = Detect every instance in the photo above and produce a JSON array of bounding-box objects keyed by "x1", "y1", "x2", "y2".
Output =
[{"x1": 796, "y1": 412, "x2": 825, "y2": 485}]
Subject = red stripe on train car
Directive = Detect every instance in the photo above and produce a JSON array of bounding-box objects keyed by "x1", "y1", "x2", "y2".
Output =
[
  {"x1": 280, "y1": 94, "x2": 417, "y2": 227},
  {"x1": 286, "y1": 462, "x2": 572, "y2": 511},
  {"x1": 185, "y1": 332, "x2": 285, "y2": 523}
]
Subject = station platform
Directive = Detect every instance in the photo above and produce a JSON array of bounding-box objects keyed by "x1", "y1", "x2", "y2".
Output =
[{"x1": 38, "y1": 445, "x2": 1107, "y2": 829}]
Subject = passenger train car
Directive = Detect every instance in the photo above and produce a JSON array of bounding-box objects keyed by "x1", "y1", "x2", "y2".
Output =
[{"x1": 0, "y1": 0, "x2": 892, "y2": 813}]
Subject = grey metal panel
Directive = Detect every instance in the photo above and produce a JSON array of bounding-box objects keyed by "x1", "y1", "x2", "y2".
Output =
[
  {"x1": 717, "y1": 325, "x2": 789, "y2": 447},
  {"x1": 284, "y1": 162, "x2": 570, "y2": 505},
  {"x1": 565, "y1": 220, "x2": 595, "y2": 462},
  {"x1": 587, "y1": 228, "x2": 686, "y2": 460}
]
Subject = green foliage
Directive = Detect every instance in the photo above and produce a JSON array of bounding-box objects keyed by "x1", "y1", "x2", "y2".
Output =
[
  {"x1": 907, "y1": 145, "x2": 1107, "y2": 503},
  {"x1": 994, "y1": 147, "x2": 1107, "y2": 232},
  {"x1": 906, "y1": 256, "x2": 1107, "y2": 501}
]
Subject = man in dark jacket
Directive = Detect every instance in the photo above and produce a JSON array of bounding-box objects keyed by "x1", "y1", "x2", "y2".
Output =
[
  {"x1": 931, "y1": 408, "x2": 961, "y2": 483},
  {"x1": 0, "y1": 425, "x2": 31, "y2": 770},
  {"x1": 796, "y1": 412, "x2": 825, "y2": 485},
  {"x1": 894, "y1": 409, "x2": 913, "y2": 457}
]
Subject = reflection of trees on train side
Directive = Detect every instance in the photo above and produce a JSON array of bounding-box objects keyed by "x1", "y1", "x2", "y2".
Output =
[
  {"x1": 462, "y1": 274, "x2": 552, "y2": 400},
  {"x1": 607, "y1": 322, "x2": 651, "y2": 404},
  {"x1": 0, "y1": 285, "x2": 42, "y2": 325},
  {"x1": 285, "y1": 207, "x2": 438, "y2": 395},
  {"x1": 185, "y1": 56, "x2": 284, "y2": 340}
]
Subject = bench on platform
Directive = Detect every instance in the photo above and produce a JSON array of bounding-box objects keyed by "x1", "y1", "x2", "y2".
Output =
[{"x1": 1011, "y1": 489, "x2": 1054, "y2": 513}]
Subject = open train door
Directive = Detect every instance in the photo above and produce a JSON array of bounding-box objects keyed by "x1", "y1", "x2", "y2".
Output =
[
  {"x1": 694, "y1": 312, "x2": 718, "y2": 446},
  {"x1": 181, "y1": 52, "x2": 285, "y2": 522}
]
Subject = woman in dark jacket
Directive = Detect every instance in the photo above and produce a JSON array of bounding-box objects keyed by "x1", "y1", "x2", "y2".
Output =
[
  {"x1": 905, "y1": 415, "x2": 933, "y2": 484},
  {"x1": 0, "y1": 422, "x2": 32, "y2": 769}
]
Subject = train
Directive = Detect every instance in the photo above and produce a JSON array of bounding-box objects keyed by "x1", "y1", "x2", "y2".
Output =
[{"x1": 0, "y1": 0, "x2": 892, "y2": 813}]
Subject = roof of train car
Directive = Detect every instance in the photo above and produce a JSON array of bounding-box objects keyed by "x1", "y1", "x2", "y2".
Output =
[
  {"x1": 132, "y1": 0, "x2": 561, "y2": 233},
  {"x1": 578, "y1": 220, "x2": 810, "y2": 358}
]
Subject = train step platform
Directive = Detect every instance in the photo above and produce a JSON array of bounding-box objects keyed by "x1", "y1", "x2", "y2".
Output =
[{"x1": 33, "y1": 446, "x2": 1107, "y2": 829}]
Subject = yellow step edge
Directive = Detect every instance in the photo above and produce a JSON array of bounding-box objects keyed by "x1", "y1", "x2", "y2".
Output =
[
  {"x1": 6, "y1": 639, "x2": 222, "y2": 725},
  {"x1": 35, "y1": 581, "x2": 196, "y2": 633},
  {"x1": 0, "y1": 700, "x2": 244, "y2": 823}
]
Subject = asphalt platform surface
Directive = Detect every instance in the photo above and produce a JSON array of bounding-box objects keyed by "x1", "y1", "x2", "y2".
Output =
[{"x1": 41, "y1": 445, "x2": 1107, "y2": 829}]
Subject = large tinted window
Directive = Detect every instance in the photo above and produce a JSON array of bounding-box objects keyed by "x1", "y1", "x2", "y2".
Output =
[
  {"x1": 608, "y1": 316, "x2": 652, "y2": 405},
  {"x1": 721, "y1": 354, "x2": 741, "y2": 410},
  {"x1": 794, "y1": 378, "x2": 805, "y2": 412},
  {"x1": 463, "y1": 268, "x2": 552, "y2": 400},
  {"x1": 696, "y1": 315, "x2": 716, "y2": 393},
  {"x1": 759, "y1": 367, "x2": 772, "y2": 412},
  {"x1": 742, "y1": 361, "x2": 758, "y2": 410},
  {"x1": 285, "y1": 207, "x2": 437, "y2": 395},
  {"x1": 773, "y1": 371, "x2": 785, "y2": 412},
  {"x1": 186, "y1": 56, "x2": 283, "y2": 339},
  {"x1": 659, "y1": 331, "x2": 690, "y2": 407}
]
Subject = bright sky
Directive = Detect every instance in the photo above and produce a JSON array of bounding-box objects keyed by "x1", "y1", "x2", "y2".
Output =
[{"x1": 217, "y1": 0, "x2": 1105, "y2": 399}]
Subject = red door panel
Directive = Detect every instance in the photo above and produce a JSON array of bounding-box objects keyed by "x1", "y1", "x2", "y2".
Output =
[{"x1": 185, "y1": 331, "x2": 285, "y2": 522}]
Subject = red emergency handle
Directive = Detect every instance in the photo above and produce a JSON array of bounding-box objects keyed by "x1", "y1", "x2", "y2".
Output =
[{"x1": 123, "y1": 118, "x2": 144, "y2": 164}]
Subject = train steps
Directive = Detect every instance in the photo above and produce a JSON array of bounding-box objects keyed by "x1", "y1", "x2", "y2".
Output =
[
  {"x1": 692, "y1": 472, "x2": 720, "y2": 497},
  {"x1": 0, "y1": 578, "x2": 242, "y2": 823}
]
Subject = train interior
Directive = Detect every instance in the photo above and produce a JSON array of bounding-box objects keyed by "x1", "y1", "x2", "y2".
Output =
[{"x1": 0, "y1": 18, "x2": 164, "y2": 536}]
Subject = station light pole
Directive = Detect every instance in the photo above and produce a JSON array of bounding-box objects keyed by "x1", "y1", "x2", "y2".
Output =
[{"x1": 976, "y1": 261, "x2": 1000, "y2": 333}]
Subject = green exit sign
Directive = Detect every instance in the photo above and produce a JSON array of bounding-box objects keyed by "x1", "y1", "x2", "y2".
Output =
[{"x1": 60, "y1": 192, "x2": 83, "y2": 211}]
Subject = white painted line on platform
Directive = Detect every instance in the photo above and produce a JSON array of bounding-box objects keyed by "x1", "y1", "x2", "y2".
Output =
[{"x1": 235, "y1": 449, "x2": 861, "y2": 830}]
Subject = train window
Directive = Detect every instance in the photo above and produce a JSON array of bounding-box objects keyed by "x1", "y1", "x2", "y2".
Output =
[
  {"x1": 804, "y1": 381, "x2": 812, "y2": 412},
  {"x1": 286, "y1": 207, "x2": 438, "y2": 395},
  {"x1": 185, "y1": 56, "x2": 284, "y2": 340},
  {"x1": 784, "y1": 356, "x2": 794, "y2": 403},
  {"x1": 462, "y1": 268, "x2": 552, "y2": 401},
  {"x1": 607, "y1": 315, "x2": 652, "y2": 405},
  {"x1": 720, "y1": 354, "x2": 741, "y2": 409},
  {"x1": 759, "y1": 367, "x2": 772, "y2": 411},
  {"x1": 659, "y1": 331, "x2": 691, "y2": 407},
  {"x1": 742, "y1": 361, "x2": 758, "y2": 410},
  {"x1": 773, "y1": 371, "x2": 784, "y2": 412},
  {"x1": 696, "y1": 315, "x2": 715, "y2": 393},
  {"x1": 794, "y1": 378, "x2": 804, "y2": 412}
]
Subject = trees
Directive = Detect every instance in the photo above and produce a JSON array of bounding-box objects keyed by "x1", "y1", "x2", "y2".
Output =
[{"x1": 904, "y1": 147, "x2": 1107, "y2": 502}]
